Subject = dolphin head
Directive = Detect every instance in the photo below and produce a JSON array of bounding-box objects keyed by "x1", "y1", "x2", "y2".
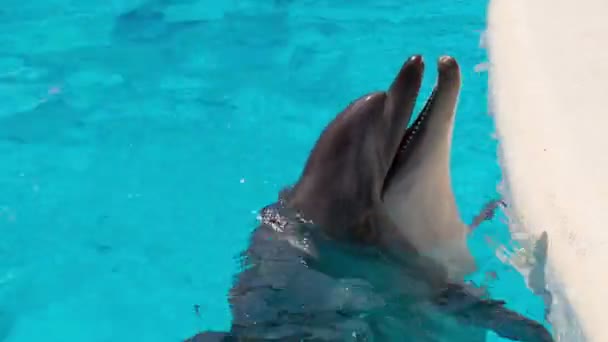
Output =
[{"x1": 286, "y1": 55, "x2": 476, "y2": 281}]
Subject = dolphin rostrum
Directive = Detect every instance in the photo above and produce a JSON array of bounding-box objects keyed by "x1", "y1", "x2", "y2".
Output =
[{"x1": 186, "y1": 55, "x2": 553, "y2": 342}]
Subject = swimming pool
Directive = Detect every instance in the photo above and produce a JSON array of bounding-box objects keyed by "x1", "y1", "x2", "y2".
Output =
[{"x1": 0, "y1": 0, "x2": 550, "y2": 340}]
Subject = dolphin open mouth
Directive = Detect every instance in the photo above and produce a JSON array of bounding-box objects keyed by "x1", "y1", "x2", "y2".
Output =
[
  {"x1": 381, "y1": 56, "x2": 459, "y2": 196},
  {"x1": 383, "y1": 88, "x2": 438, "y2": 193}
]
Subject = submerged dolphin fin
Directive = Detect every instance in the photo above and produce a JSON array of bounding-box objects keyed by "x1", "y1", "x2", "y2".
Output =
[{"x1": 435, "y1": 284, "x2": 554, "y2": 342}]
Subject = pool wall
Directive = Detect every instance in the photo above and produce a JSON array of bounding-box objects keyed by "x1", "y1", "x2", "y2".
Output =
[{"x1": 487, "y1": 0, "x2": 608, "y2": 340}]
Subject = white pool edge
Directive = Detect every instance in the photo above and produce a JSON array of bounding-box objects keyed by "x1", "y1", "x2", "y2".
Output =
[
  {"x1": 486, "y1": 0, "x2": 608, "y2": 340},
  {"x1": 493, "y1": 138, "x2": 586, "y2": 341}
]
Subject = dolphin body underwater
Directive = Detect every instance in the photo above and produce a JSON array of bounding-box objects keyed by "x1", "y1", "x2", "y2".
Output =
[{"x1": 187, "y1": 56, "x2": 554, "y2": 342}]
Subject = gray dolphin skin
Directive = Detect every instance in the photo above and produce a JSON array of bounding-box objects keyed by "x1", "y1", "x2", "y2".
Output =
[{"x1": 186, "y1": 56, "x2": 554, "y2": 342}]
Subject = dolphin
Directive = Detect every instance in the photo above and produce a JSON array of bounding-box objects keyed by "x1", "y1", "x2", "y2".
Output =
[{"x1": 186, "y1": 55, "x2": 553, "y2": 341}]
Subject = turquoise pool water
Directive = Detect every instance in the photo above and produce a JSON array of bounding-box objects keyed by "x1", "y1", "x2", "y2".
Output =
[{"x1": 0, "y1": 0, "x2": 550, "y2": 341}]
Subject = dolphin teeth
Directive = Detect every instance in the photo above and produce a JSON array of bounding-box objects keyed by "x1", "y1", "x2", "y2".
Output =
[{"x1": 399, "y1": 87, "x2": 436, "y2": 153}]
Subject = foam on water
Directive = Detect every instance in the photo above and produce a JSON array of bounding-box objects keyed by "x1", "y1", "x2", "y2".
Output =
[{"x1": 0, "y1": 0, "x2": 550, "y2": 340}]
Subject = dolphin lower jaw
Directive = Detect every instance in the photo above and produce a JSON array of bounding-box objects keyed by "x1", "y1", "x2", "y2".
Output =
[{"x1": 379, "y1": 57, "x2": 478, "y2": 281}]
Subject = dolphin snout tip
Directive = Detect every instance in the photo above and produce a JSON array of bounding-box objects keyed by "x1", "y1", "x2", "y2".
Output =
[
  {"x1": 438, "y1": 56, "x2": 460, "y2": 82},
  {"x1": 405, "y1": 55, "x2": 424, "y2": 72},
  {"x1": 408, "y1": 54, "x2": 423, "y2": 65},
  {"x1": 394, "y1": 55, "x2": 424, "y2": 85},
  {"x1": 389, "y1": 55, "x2": 425, "y2": 95},
  {"x1": 438, "y1": 56, "x2": 459, "y2": 73}
]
